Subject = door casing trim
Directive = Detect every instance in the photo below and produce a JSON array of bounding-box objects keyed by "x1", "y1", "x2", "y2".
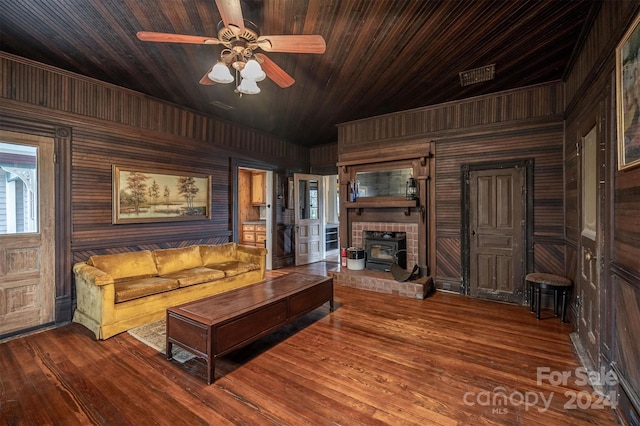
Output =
[{"x1": 461, "y1": 159, "x2": 534, "y2": 299}]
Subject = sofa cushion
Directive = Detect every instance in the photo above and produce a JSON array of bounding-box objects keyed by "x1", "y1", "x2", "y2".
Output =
[
  {"x1": 88, "y1": 250, "x2": 158, "y2": 282},
  {"x1": 153, "y1": 246, "x2": 203, "y2": 276},
  {"x1": 204, "y1": 261, "x2": 260, "y2": 277},
  {"x1": 200, "y1": 243, "x2": 237, "y2": 266},
  {"x1": 114, "y1": 277, "x2": 179, "y2": 303},
  {"x1": 161, "y1": 267, "x2": 225, "y2": 287}
]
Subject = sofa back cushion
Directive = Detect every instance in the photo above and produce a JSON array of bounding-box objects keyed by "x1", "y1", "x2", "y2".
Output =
[
  {"x1": 88, "y1": 250, "x2": 158, "y2": 282},
  {"x1": 200, "y1": 242, "x2": 237, "y2": 266},
  {"x1": 153, "y1": 245, "x2": 203, "y2": 276}
]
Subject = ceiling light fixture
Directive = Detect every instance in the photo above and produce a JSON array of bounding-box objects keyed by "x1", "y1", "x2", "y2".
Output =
[
  {"x1": 208, "y1": 48, "x2": 265, "y2": 95},
  {"x1": 206, "y1": 21, "x2": 267, "y2": 96}
]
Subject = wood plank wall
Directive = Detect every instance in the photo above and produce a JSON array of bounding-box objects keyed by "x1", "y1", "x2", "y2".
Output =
[
  {"x1": 69, "y1": 125, "x2": 234, "y2": 263},
  {"x1": 338, "y1": 81, "x2": 565, "y2": 293},
  {"x1": 338, "y1": 82, "x2": 563, "y2": 148},
  {"x1": 0, "y1": 53, "x2": 308, "y2": 168},
  {"x1": 563, "y1": 2, "x2": 640, "y2": 423},
  {"x1": 310, "y1": 143, "x2": 339, "y2": 175},
  {"x1": 0, "y1": 52, "x2": 309, "y2": 323},
  {"x1": 435, "y1": 126, "x2": 565, "y2": 291}
]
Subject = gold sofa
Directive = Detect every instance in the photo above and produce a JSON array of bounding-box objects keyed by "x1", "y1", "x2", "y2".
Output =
[{"x1": 72, "y1": 243, "x2": 267, "y2": 340}]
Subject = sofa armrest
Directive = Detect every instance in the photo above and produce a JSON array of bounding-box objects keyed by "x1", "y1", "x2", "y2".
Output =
[
  {"x1": 73, "y1": 262, "x2": 117, "y2": 339},
  {"x1": 73, "y1": 262, "x2": 115, "y2": 286},
  {"x1": 236, "y1": 244, "x2": 267, "y2": 276},
  {"x1": 236, "y1": 244, "x2": 268, "y2": 261}
]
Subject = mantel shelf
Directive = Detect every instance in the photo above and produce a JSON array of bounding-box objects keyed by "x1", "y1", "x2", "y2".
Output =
[{"x1": 346, "y1": 199, "x2": 419, "y2": 216}]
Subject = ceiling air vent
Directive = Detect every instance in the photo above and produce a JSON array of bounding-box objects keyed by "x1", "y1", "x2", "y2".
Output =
[
  {"x1": 459, "y1": 64, "x2": 495, "y2": 86},
  {"x1": 210, "y1": 100, "x2": 234, "y2": 110}
]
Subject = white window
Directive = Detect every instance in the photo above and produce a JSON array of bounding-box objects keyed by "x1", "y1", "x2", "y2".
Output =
[{"x1": 0, "y1": 142, "x2": 38, "y2": 234}]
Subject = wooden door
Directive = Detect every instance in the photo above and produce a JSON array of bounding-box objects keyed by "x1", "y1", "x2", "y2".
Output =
[
  {"x1": 469, "y1": 167, "x2": 525, "y2": 303},
  {"x1": 0, "y1": 132, "x2": 55, "y2": 336},
  {"x1": 577, "y1": 125, "x2": 601, "y2": 367},
  {"x1": 294, "y1": 173, "x2": 324, "y2": 266}
]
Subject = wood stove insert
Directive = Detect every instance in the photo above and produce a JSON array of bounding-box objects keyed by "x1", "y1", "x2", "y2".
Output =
[{"x1": 363, "y1": 231, "x2": 407, "y2": 271}]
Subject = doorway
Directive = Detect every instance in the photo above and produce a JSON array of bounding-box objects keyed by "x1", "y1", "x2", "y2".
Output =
[
  {"x1": 0, "y1": 132, "x2": 56, "y2": 336},
  {"x1": 323, "y1": 175, "x2": 340, "y2": 262},
  {"x1": 237, "y1": 167, "x2": 273, "y2": 270},
  {"x1": 294, "y1": 173, "x2": 324, "y2": 266},
  {"x1": 576, "y1": 124, "x2": 601, "y2": 368},
  {"x1": 462, "y1": 160, "x2": 532, "y2": 303}
]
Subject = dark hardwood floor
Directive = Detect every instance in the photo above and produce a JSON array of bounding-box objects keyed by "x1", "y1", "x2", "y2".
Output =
[{"x1": 1, "y1": 262, "x2": 619, "y2": 425}]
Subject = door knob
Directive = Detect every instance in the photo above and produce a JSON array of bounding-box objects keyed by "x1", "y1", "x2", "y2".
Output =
[
  {"x1": 470, "y1": 230, "x2": 476, "y2": 236},
  {"x1": 585, "y1": 251, "x2": 593, "y2": 261}
]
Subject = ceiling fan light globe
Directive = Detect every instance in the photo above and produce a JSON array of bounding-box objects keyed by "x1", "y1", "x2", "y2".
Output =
[
  {"x1": 242, "y1": 70, "x2": 266, "y2": 82},
  {"x1": 241, "y1": 59, "x2": 265, "y2": 81},
  {"x1": 237, "y1": 77, "x2": 260, "y2": 94},
  {"x1": 254, "y1": 70, "x2": 266, "y2": 82},
  {"x1": 209, "y1": 62, "x2": 234, "y2": 84}
]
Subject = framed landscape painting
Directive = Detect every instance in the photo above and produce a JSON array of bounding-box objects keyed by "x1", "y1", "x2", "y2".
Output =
[
  {"x1": 113, "y1": 166, "x2": 211, "y2": 224},
  {"x1": 616, "y1": 12, "x2": 640, "y2": 170}
]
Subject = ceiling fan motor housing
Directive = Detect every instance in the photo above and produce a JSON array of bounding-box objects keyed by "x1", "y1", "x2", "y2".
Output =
[{"x1": 217, "y1": 19, "x2": 261, "y2": 69}]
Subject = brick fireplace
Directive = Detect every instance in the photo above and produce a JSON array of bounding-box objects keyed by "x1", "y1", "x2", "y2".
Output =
[
  {"x1": 335, "y1": 153, "x2": 432, "y2": 299},
  {"x1": 330, "y1": 221, "x2": 432, "y2": 300}
]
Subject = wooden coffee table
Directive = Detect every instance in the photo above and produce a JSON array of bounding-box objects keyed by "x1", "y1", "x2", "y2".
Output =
[{"x1": 166, "y1": 272, "x2": 334, "y2": 384}]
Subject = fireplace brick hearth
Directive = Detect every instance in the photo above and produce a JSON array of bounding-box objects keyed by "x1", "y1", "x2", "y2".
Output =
[
  {"x1": 329, "y1": 269, "x2": 433, "y2": 300},
  {"x1": 334, "y1": 221, "x2": 429, "y2": 299}
]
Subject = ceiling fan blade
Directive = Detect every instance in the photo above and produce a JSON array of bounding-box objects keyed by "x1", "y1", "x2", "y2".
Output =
[
  {"x1": 255, "y1": 53, "x2": 295, "y2": 88},
  {"x1": 257, "y1": 35, "x2": 326, "y2": 54},
  {"x1": 199, "y1": 67, "x2": 216, "y2": 85},
  {"x1": 137, "y1": 31, "x2": 222, "y2": 45},
  {"x1": 215, "y1": 0, "x2": 245, "y2": 34}
]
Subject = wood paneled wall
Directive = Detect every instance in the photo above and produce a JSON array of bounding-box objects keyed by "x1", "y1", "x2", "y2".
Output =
[
  {"x1": 70, "y1": 126, "x2": 233, "y2": 258},
  {"x1": 564, "y1": 1, "x2": 633, "y2": 108},
  {"x1": 0, "y1": 53, "x2": 308, "y2": 168},
  {"x1": 338, "y1": 82, "x2": 564, "y2": 149},
  {"x1": 310, "y1": 142, "x2": 338, "y2": 175},
  {"x1": 435, "y1": 125, "x2": 565, "y2": 291},
  {"x1": 563, "y1": 2, "x2": 640, "y2": 423},
  {"x1": 0, "y1": 52, "x2": 309, "y2": 324},
  {"x1": 338, "y1": 82, "x2": 565, "y2": 292}
]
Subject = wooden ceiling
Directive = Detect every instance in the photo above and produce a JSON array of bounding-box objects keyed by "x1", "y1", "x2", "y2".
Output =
[{"x1": 0, "y1": 0, "x2": 597, "y2": 147}]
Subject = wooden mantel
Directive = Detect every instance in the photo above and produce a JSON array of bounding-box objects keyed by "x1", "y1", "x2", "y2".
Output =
[
  {"x1": 345, "y1": 198, "x2": 419, "y2": 216},
  {"x1": 337, "y1": 144, "x2": 433, "y2": 275},
  {"x1": 337, "y1": 152, "x2": 430, "y2": 172}
]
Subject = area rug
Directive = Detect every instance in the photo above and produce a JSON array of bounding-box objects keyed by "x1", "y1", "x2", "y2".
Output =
[{"x1": 127, "y1": 318, "x2": 196, "y2": 363}]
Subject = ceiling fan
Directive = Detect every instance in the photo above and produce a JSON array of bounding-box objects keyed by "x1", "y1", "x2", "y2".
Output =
[{"x1": 136, "y1": 0, "x2": 326, "y2": 94}]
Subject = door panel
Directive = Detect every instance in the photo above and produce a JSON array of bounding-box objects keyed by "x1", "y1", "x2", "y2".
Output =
[
  {"x1": 469, "y1": 167, "x2": 524, "y2": 303},
  {"x1": 578, "y1": 125, "x2": 600, "y2": 367},
  {"x1": 0, "y1": 134, "x2": 55, "y2": 336},
  {"x1": 294, "y1": 173, "x2": 324, "y2": 266}
]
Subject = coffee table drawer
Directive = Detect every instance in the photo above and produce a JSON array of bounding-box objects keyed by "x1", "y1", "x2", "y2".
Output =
[
  {"x1": 216, "y1": 301, "x2": 287, "y2": 353},
  {"x1": 290, "y1": 280, "x2": 333, "y2": 317},
  {"x1": 168, "y1": 315, "x2": 208, "y2": 354}
]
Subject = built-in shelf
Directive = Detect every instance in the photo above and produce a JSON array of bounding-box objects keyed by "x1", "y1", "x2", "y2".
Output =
[
  {"x1": 325, "y1": 224, "x2": 339, "y2": 253},
  {"x1": 346, "y1": 198, "x2": 419, "y2": 216}
]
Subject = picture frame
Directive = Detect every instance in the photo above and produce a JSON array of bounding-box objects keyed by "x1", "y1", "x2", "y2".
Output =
[
  {"x1": 113, "y1": 166, "x2": 211, "y2": 224},
  {"x1": 616, "y1": 12, "x2": 640, "y2": 170}
]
